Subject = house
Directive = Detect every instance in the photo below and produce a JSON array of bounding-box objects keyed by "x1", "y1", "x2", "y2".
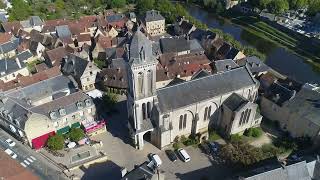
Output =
[
  {"x1": 216, "y1": 42, "x2": 232, "y2": 60},
  {"x1": 236, "y1": 56, "x2": 271, "y2": 77},
  {"x1": 0, "y1": 82, "x2": 96, "y2": 149},
  {"x1": 61, "y1": 54, "x2": 100, "y2": 92},
  {"x1": 98, "y1": 58, "x2": 128, "y2": 95},
  {"x1": 144, "y1": 10, "x2": 165, "y2": 36},
  {"x1": 44, "y1": 47, "x2": 67, "y2": 67},
  {"x1": 174, "y1": 18, "x2": 196, "y2": 36},
  {"x1": 106, "y1": 13, "x2": 126, "y2": 29},
  {"x1": 0, "y1": 58, "x2": 29, "y2": 82},
  {"x1": 126, "y1": 30, "x2": 260, "y2": 150},
  {"x1": 235, "y1": 156, "x2": 320, "y2": 180},
  {"x1": 128, "y1": 12, "x2": 137, "y2": 23},
  {"x1": 20, "y1": 16, "x2": 44, "y2": 32},
  {"x1": 0, "y1": 36, "x2": 19, "y2": 59},
  {"x1": 225, "y1": 0, "x2": 239, "y2": 10},
  {"x1": 213, "y1": 59, "x2": 239, "y2": 73},
  {"x1": 0, "y1": 150, "x2": 39, "y2": 180},
  {"x1": 159, "y1": 37, "x2": 204, "y2": 57},
  {"x1": 74, "y1": 33, "x2": 91, "y2": 48},
  {"x1": 1, "y1": 21, "x2": 22, "y2": 35},
  {"x1": 92, "y1": 35, "x2": 112, "y2": 60},
  {"x1": 55, "y1": 25, "x2": 72, "y2": 38},
  {"x1": 225, "y1": 47, "x2": 246, "y2": 60},
  {"x1": 260, "y1": 83, "x2": 320, "y2": 145}
]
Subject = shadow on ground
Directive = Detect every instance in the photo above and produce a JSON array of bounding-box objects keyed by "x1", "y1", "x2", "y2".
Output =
[{"x1": 80, "y1": 160, "x2": 122, "y2": 180}]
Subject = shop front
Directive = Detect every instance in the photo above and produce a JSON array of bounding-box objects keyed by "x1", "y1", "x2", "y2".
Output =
[{"x1": 83, "y1": 121, "x2": 106, "y2": 137}]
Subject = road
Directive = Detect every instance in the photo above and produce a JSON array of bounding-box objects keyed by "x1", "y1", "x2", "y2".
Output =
[{"x1": 0, "y1": 129, "x2": 67, "y2": 180}]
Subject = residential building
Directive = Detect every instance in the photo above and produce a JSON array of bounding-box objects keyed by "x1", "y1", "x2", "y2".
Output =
[
  {"x1": 174, "y1": 18, "x2": 196, "y2": 36},
  {"x1": 20, "y1": 16, "x2": 44, "y2": 32},
  {"x1": 144, "y1": 10, "x2": 165, "y2": 36},
  {"x1": 0, "y1": 58, "x2": 29, "y2": 82},
  {"x1": 0, "y1": 36, "x2": 19, "y2": 59},
  {"x1": 260, "y1": 83, "x2": 320, "y2": 145},
  {"x1": 44, "y1": 47, "x2": 67, "y2": 67},
  {"x1": 61, "y1": 54, "x2": 100, "y2": 92},
  {"x1": 126, "y1": 29, "x2": 260, "y2": 150},
  {"x1": 106, "y1": 14, "x2": 126, "y2": 29}
]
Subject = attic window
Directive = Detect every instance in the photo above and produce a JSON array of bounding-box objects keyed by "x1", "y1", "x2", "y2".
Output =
[
  {"x1": 59, "y1": 108, "x2": 66, "y2": 116},
  {"x1": 85, "y1": 99, "x2": 91, "y2": 107},
  {"x1": 119, "y1": 77, "x2": 123, "y2": 81},
  {"x1": 90, "y1": 71, "x2": 93, "y2": 75},
  {"x1": 77, "y1": 102, "x2": 84, "y2": 109},
  {"x1": 49, "y1": 111, "x2": 58, "y2": 120}
]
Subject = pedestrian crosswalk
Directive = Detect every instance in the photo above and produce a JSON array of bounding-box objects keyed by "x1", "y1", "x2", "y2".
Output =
[{"x1": 21, "y1": 155, "x2": 37, "y2": 168}]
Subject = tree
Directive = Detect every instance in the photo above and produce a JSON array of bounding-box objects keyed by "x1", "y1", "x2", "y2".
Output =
[
  {"x1": 308, "y1": 0, "x2": 320, "y2": 16},
  {"x1": 69, "y1": 128, "x2": 85, "y2": 142},
  {"x1": 0, "y1": 1, "x2": 6, "y2": 9},
  {"x1": 111, "y1": 0, "x2": 126, "y2": 8},
  {"x1": 47, "y1": 134, "x2": 64, "y2": 150},
  {"x1": 135, "y1": 0, "x2": 155, "y2": 15},
  {"x1": 289, "y1": 0, "x2": 308, "y2": 9},
  {"x1": 102, "y1": 92, "x2": 118, "y2": 111},
  {"x1": 8, "y1": 0, "x2": 32, "y2": 21},
  {"x1": 268, "y1": 0, "x2": 289, "y2": 14}
]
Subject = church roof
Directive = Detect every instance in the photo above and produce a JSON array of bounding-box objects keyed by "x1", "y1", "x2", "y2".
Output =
[
  {"x1": 223, "y1": 93, "x2": 248, "y2": 111},
  {"x1": 156, "y1": 66, "x2": 257, "y2": 113},
  {"x1": 129, "y1": 29, "x2": 155, "y2": 66}
]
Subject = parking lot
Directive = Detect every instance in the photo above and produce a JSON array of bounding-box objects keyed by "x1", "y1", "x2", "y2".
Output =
[{"x1": 74, "y1": 98, "x2": 235, "y2": 180}]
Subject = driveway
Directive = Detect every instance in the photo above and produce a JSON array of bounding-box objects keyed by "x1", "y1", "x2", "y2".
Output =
[{"x1": 76, "y1": 98, "x2": 235, "y2": 180}]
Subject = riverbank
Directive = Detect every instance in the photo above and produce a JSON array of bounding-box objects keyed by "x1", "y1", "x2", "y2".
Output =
[{"x1": 181, "y1": 2, "x2": 320, "y2": 71}]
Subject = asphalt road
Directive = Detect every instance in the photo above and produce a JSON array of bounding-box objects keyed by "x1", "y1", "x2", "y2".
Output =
[{"x1": 0, "y1": 129, "x2": 67, "y2": 180}]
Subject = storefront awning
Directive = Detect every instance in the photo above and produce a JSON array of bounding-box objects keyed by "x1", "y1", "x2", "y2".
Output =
[
  {"x1": 57, "y1": 126, "x2": 70, "y2": 135},
  {"x1": 71, "y1": 122, "x2": 81, "y2": 129}
]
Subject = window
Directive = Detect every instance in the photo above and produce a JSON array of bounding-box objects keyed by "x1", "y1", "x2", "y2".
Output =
[
  {"x1": 79, "y1": 111, "x2": 84, "y2": 117},
  {"x1": 239, "y1": 111, "x2": 244, "y2": 126},
  {"x1": 87, "y1": 77, "x2": 90, "y2": 81},
  {"x1": 183, "y1": 114, "x2": 187, "y2": 129},
  {"x1": 142, "y1": 103, "x2": 146, "y2": 120},
  {"x1": 87, "y1": 108, "x2": 92, "y2": 113},
  {"x1": 179, "y1": 115, "x2": 183, "y2": 130},
  {"x1": 246, "y1": 109, "x2": 252, "y2": 124},
  {"x1": 53, "y1": 121, "x2": 58, "y2": 128},
  {"x1": 207, "y1": 106, "x2": 211, "y2": 120},
  {"x1": 138, "y1": 72, "x2": 144, "y2": 96},
  {"x1": 203, "y1": 107, "x2": 208, "y2": 121},
  {"x1": 90, "y1": 71, "x2": 93, "y2": 75},
  {"x1": 147, "y1": 102, "x2": 151, "y2": 118}
]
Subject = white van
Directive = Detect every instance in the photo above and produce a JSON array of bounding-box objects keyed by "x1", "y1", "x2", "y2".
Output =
[
  {"x1": 150, "y1": 154, "x2": 162, "y2": 167},
  {"x1": 178, "y1": 148, "x2": 190, "y2": 162}
]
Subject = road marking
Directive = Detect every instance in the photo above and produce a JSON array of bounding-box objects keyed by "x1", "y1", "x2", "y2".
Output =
[
  {"x1": 27, "y1": 158, "x2": 33, "y2": 163},
  {"x1": 20, "y1": 162, "x2": 27, "y2": 167},
  {"x1": 30, "y1": 156, "x2": 36, "y2": 160},
  {"x1": 24, "y1": 160, "x2": 30, "y2": 165}
]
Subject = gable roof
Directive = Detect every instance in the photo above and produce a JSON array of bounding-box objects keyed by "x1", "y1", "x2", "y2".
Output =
[
  {"x1": 61, "y1": 54, "x2": 89, "y2": 79},
  {"x1": 156, "y1": 66, "x2": 257, "y2": 112},
  {"x1": 223, "y1": 93, "x2": 249, "y2": 111},
  {"x1": 45, "y1": 47, "x2": 67, "y2": 66},
  {"x1": 160, "y1": 37, "x2": 190, "y2": 54},
  {"x1": 56, "y1": 25, "x2": 71, "y2": 38},
  {"x1": 145, "y1": 10, "x2": 164, "y2": 22}
]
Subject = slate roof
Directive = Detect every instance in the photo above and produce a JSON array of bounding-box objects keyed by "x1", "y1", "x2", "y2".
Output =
[
  {"x1": 106, "y1": 14, "x2": 125, "y2": 23},
  {"x1": 30, "y1": 16, "x2": 44, "y2": 26},
  {"x1": 61, "y1": 54, "x2": 89, "y2": 79},
  {"x1": 0, "y1": 13, "x2": 7, "y2": 23},
  {"x1": 0, "y1": 37, "x2": 19, "y2": 53},
  {"x1": 214, "y1": 59, "x2": 239, "y2": 73},
  {"x1": 0, "y1": 59, "x2": 26, "y2": 77},
  {"x1": 156, "y1": 66, "x2": 257, "y2": 112},
  {"x1": 145, "y1": 10, "x2": 164, "y2": 22},
  {"x1": 56, "y1": 25, "x2": 71, "y2": 38},
  {"x1": 264, "y1": 83, "x2": 295, "y2": 106},
  {"x1": 237, "y1": 56, "x2": 271, "y2": 74},
  {"x1": 160, "y1": 37, "x2": 190, "y2": 54},
  {"x1": 17, "y1": 50, "x2": 33, "y2": 62},
  {"x1": 30, "y1": 91, "x2": 93, "y2": 120},
  {"x1": 223, "y1": 93, "x2": 248, "y2": 111},
  {"x1": 128, "y1": 29, "x2": 155, "y2": 66}
]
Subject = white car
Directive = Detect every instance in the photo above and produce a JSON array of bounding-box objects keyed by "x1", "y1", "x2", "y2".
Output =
[
  {"x1": 4, "y1": 149, "x2": 17, "y2": 159},
  {"x1": 150, "y1": 154, "x2": 162, "y2": 168},
  {"x1": 5, "y1": 138, "x2": 16, "y2": 147},
  {"x1": 178, "y1": 148, "x2": 190, "y2": 162}
]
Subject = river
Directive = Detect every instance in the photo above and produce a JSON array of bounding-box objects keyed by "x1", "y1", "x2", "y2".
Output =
[{"x1": 185, "y1": 5, "x2": 320, "y2": 84}]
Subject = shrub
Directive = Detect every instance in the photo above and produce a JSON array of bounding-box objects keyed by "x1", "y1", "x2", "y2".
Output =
[
  {"x1": 174, "y1": 136, "x2": 180, "y2": 143},
  {"x1": 47, "y1": 134, "x2": 64, "y2": 150},
  {"x1": 244, "y1": 128, "x2": 263, "y2": 138},
  {"x1": 230, "y1": 134, "x2": 243, "y2": 143},
  {"x1": 274, "y1": 137, "x2": 298, "y2": 151},
  {"x1": 69, "y1": 128, "x2": 85, "y2": 142},
  {"x1": 173, "y1": 142, "x2": 183, "y2": 150},
  {"x1": 208, "y1": 129, "x2": 222, "y2": 141},
  {"x1": 180, "y1": 135, "x2": 187, "y2": 143}
]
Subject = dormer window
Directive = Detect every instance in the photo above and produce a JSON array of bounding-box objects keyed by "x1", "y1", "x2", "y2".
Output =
[
  {"x1": 76, "y1": 102, "x2": 84, "y2": 109},
  {"x1": 7, "y1": 114, "x2": 12, "y2": 121},
  {"x1": 49, "y1": 111, "x2": 58, "y2": 120},
  {"x1": 59, "y1": 108, "x2": 66, "y2": 116},
  {"x1": 85, "y1": 99, "x2": 91, "y2": 107}
]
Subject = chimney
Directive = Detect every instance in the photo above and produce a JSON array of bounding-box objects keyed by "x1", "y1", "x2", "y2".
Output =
[{"x1": 226, "y1": 65, "x2": 231, "y2": 70}]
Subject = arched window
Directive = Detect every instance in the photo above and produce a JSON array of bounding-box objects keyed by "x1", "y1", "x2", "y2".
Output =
[
  {"x1": 204, "y1": 107, "x2": 208, "y2": 121},
  {"x1": 246, "y1": 109, "x2": 252, "y2": 124},
  {"x1": 147, "y1": 102, "x2": 151, "y2": 118},
  {"x1": 179, "y1": 115, "x2": 183, "y2": 130},
  {"x1": 183, "y1": 114, "x2": 187, "y2": 129},
  {"x1": 239, "y1": 111, "x2": 244, "y2": 126},
  {"x1": 147, "y1": 70, "x2": 153, "y2": 96},
  {"x1": 207, "y1": 106, "x2": 212, "y2": 120},
  {"x1": 142, "y1": 103, "x2": 146, "y2": 120},
  {"x1": 138, "y1": 72, "x2": 144, "y2": 96}
]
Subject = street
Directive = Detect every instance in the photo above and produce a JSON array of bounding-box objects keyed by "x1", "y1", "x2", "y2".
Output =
[{"x1": 0, "y1": 129, "x2": 67, "y2": 180}]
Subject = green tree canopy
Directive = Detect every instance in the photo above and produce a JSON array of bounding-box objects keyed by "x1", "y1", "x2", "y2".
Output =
[
  {"x1": 47, "y1": 134, "x2": 64, "y2": 151},
  {"x1": 135, "y1": 0, "x2": 155, "y2": 15},
  {"x1": 8, "y1": 0, "x2": 32, "y2": 21},
  {"x1": 308, "y1": 0, "x2": 320, "y2": 16},
  {"x1": 289, "y1": 0, "x2": 308, "y2": 9},
  {"x1": 69, "y1": 128, "x2": 85, "y2": 142},
  {"x1": 268, "y1": 0, "x2": 289, "y2": 14},
  {"x1": 111, "y1": 0, "x2": 127, "y2": 8}
]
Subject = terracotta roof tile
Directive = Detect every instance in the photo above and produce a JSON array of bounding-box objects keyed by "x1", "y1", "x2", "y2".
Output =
[
  {"x1": 77, "y1": 33, "x2": 91, "y2": 42},
  {"x1": 1, "y1": 21, "x2": 22, "y2": 34},
  {"x1": 45, "y1": 47, "x2": 67, "y2": 66},
  {"x1": 0, "y1": 32, "x2": 13, "y2": 44},
  {"x1": 96, "y1": 35, "x2": 112, "y2": 49}
]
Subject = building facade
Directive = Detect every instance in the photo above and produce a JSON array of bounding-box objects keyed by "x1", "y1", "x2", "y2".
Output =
[{"x1": 144, "y1": 10, "x2": 165, "y2": 36}]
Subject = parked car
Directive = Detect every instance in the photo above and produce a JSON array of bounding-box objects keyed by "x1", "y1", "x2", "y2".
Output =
[
  {"x1": 5, "y1": 138, "x2": 16, "y2": 147},
  {"x1": 177, "y1": 148, "x2": 191, "y2": 162},
  {"x1": 208, "y1": 142, "x2": 219, "y2": 153},
  {"x1": 200, "y1": 143, "x2": 211, "y2": 154},
  {"x1": 149, "y1": 153, "x2": 162, "y2": 167},
  {"x1": 165, "y1": 150, "x2": 177, "y2": 162},
  {"x1": 5, "y1": 149, "x2": 17, "y2": 159}
]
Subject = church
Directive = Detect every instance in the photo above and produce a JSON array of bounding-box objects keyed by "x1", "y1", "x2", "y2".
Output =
[{"x1": 126, "y1": 29, "x2": 262, "y2": 150}]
